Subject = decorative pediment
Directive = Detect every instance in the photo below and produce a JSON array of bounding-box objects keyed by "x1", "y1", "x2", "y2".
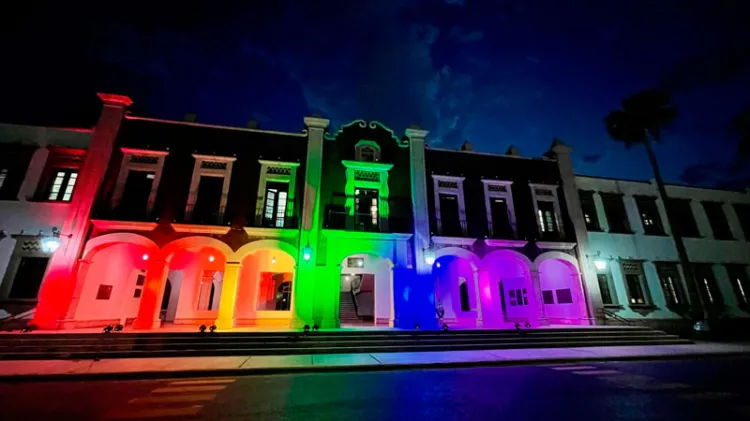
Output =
[{"x1": 326, "y1": 120, "x2": 409, "y2": 148}]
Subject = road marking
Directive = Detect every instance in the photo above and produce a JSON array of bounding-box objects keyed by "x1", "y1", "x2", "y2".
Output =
[
  {"x1": 105, "y1": 405, "x2": 202, "y2": 419},
  {"x1": 571, "y1": 370, "x2": 621, "y2": 375},
  {"x1": 169, "y1": 378, "x2": 236, "y2": 386},
  {"x1": 679, "y1": 392, "x2": 738, "y2": 400},
  {"x1": 151, "y1": 385, "x2": 228, "y2": 394},
  {"x1": 550, "y1": 365, "x2": 599, "y2": 371},
  {"x1": 129, "y1": 393, "x2": 217, "y2": 404}
]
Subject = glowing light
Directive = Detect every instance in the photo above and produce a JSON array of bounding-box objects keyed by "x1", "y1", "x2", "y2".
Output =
[
  {"x1": 424, "y1": 249, "x2": 436, "y2": 265},
  {"x1": 209, "y1": 255, "x2": 215, "y2": 262},
  {"x1": 436, "y1": 262, "x2": 441, "y2": 268},
  {"x1": 142, "y1": 253, "x2": 149, "y2": 261},
  {"x1": 271, "y1": 256, "x2": 277, "y2": 264},
  {"x1": 303, "y1": 245, "x2": 312, "y2": 261},
  {"x1": 594, "y1": 260, "x2": 607, "y2": 271},
  {"x1": 41, "y1": 237, "x2": 61, "y2": 253}
]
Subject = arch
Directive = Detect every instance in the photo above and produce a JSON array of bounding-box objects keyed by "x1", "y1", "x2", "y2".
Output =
[
  {"x1": 340, "y1": 252, "x2": 394, "y2": 326},
  {"x1": 480, "y1": 249, "x2": 533, "y2": 269},
  {"x1": 82, "y1": 233, "x2": 159, "y2": 260},
  {"x1": 532, "y1": 251, "x2": 580, "y2": 272},
  {"x1": 232, "y1": 239, "x2": 298, "y2": 261},
  {"x1": 162, "y1": 236, "x2": 233, "y2": 261},
  {"x1": 434, "y1": 247, "x2": 480, "y2": 270}
]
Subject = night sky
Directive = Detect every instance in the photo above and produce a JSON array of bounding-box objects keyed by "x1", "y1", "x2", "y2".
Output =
[{"x1": 2, "y1": 1, "x2": 749, "y2": 187}]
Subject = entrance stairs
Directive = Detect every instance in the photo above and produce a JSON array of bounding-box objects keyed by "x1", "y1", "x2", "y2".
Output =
[
  {"x1": 0, "y1": 326, "x2": 691, "y2": 361},
  {"x1": 339, "y1": 292, "x2": 368, "y2": 326}
]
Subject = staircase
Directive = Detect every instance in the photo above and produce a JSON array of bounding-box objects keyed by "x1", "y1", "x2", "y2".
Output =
[
  {"x1": 0, "y1": 326, "x2": 692, "y2": 361},
  {"x1": 339, "y1": 292, "x2": 365, "y2": 325}
]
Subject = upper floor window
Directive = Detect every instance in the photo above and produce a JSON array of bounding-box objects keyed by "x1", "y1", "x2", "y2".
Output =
[
  {"x1": 667, "y1": 199, "x2": 700, "y2": 238},
  {"x1": 702, "y1": 201, "x2": 733, "y2": 240},
  {"x1": 635, "y1": 196, "x2": 664, "y2": 235},
  {"x1": 263, "y1": 182, "x2": 289, "y2": 228},
  {"x1": 433, "y1": 175, "x2": 467, "y2": 237},
  {"x1": 254, "y1": 160, "x2": 300, "y2": 229},
  {"x1": 111, "y1": 148, "x2": 168, "y2": 217},
  {"x1": 47, "y1": 169, "x2": 78, "y2": 202},
  {"x1": 579, "y1": 190, "x2": 600, "y2": 231},
  {"x1": 601, "y1": 193, "x2": 631, "y2": 234},
  {"x1": 483, "y1": 180, "x2": 516, "y2": 238},
  {"x1": 355, "y1": 141, "x2": 380, "y2": 162},
  {"x1": 187, "y1": 154, "x2": 236, "y2": 225},
  {"x1": 733, "y1": 203, "x2": 750, "y2": 240},
  {"x1": 530, "y1": 184, "x2": 563, "y2": 238}
]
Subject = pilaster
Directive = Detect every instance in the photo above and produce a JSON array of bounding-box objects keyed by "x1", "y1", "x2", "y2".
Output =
[
  {"x1": 215, "y1": 262, "x2": 242, "y2": 329},
  {"x1": 405, "y1": 128, "x2": 431, "y2": 274},
  {"x1": 133, "y1": 258, "x2": 169, "y2": 329},
  {"x1": 530, "y1": 269, "x2": 549, "y2": 326}
]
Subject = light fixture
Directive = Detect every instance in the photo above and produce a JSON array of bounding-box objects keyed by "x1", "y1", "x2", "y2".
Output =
[
  {"x1": 209, "y1": 255, "x2": 215, "y2": 263},
  {"x1": 594, "y1": 260, "x2": 607, "y2": 271},
  {"x1": 423, "y1": 249, "x2": 436, "y2": 265},
  {"x1": 271, "y1": 256, "x2": 277, "y2": 264},
  {"x1": 358, "y1": 260, "x2": 364, "y2": 267},
  {"x1": 142, "y1": 253, "x2": 149, "y2": 261},
  {"x1": 303, "y1": 244, "x2": 312, "y2": 261},
  {"x1": 41, "y1": 236, "x2": 61, "y2": 253},
  {"x1": 436, "y1": 262, "x2": 441, "y2": 268}
]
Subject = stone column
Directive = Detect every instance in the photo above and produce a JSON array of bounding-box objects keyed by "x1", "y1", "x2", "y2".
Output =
[
  {"x1": 319, "y1": 264, "x2": 341, "y2": 329},
  {"x1": 62, "y1": 259, "x2": 91, "y2": 324},
  {"x1": 405, "y1": 127, "x2": 431, "y2": 275},
  {"x1": 215, "y1": 262, "x2": 242, "y2": 329},
  {"x1": 293, "y1": 117, "x2": 329, "y2": 328},
  {"x1": 530, "y1": 269, "x2": 549, "y2": 326},
  {"x1": 32, "y1": 94, "x2": 132, "y2": 329},
  {"x1": 472, "y1": 268, "x2": 483, "y2": 327},
  {"x1": 133, "y1": 258, "x2": 169, "y2": 329},
  {"x1": 550, "y1": 140, "x2": 601, "y2": 324}
]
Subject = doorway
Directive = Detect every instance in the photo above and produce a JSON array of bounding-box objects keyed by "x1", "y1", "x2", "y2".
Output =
[{"x1": 9, "y1": 257, "x2": 49, "y2": 299}]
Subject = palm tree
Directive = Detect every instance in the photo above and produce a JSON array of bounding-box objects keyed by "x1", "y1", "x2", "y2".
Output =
[{"x1": 604, "y1": 89, "x2": 706, "y2": 323}]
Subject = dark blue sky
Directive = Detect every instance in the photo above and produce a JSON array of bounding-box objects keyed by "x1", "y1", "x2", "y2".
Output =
[{"x1": 2, "y1": 1, "x2": 749, "y2": 187}]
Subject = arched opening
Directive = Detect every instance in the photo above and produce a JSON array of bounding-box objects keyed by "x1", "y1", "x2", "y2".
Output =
[
  {"x1": 538, "y1": 258, "x2": 586, "y2": 324},
  {"x1": 74, "y1": 241, "x2": 153, "y2": 327},
  {"x1": 234, "y1": 247, "x2": 295, "y2": 327},
  {"x1": 433, "y1": 254, "x2": 479, "y2": 327},
  {"x1": 480, "y1": 251, "x2": 534, "y2": 327},
  {"x1": 340, "y1": 253, "x2": 393, "y2": 326},
  {"x1": 161, "y1": 245, "x2": 228, "y2": 327}
]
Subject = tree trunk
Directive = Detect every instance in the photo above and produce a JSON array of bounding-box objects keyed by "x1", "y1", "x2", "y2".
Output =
[{"x1": 643, "y1": 137, "x2": 706, "y2": 322}]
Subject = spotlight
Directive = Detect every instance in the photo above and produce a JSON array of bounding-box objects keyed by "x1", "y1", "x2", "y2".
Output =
[
  {"x1": 414, "y1": 323, "x2": 420, "y2": 330},
  {"x1": 209, "y1": 324, "x2": 217, "y2": 332},
  {"x1": 436, "y1": 262, "x2": 441, "y2": 268},
  {"x1": 524, "y1": 322, "x2": 531, "y2": 329},
  {"x1": 442, "y1": 323, "x2": 449, "y2": 331},
  {"x1": 594, "y1": 260, "x2": 607, "y2": 271},
  {"x1": 515, "y1": 323, "x2": 521, "y2": 330},
  {"x1": 114, "y1": 324, "x2": 124, "y2": 332},
  {"x1": 303, "y1": 324, "x2": 310, "y2": 333},
  {"x1": 312, "y1": 324, "x2": 319, "y2": 331},
  {"x1": 303, "y1": 245, "x2": 312, "y2": 261},
  {"x1": 103, "y1": 325, "x2": 113, "y2": 334},
  {"x1": 21, "y1": 323, "x2": 37, "y2": 333},
  {"x1": 199, "y1": 324, "x2": 207, "y2": 333}
]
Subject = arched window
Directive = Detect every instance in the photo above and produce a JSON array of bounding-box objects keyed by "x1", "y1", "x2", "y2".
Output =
[
  {"x1": 355, "y1": 142, "x2": 380, "y2": 162},
  {"x1": 459, "y1": 282, "x2": 470, "y2": 311}
]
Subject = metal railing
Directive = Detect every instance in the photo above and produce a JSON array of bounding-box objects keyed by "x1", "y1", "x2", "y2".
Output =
[
  {"x1": 183, "y1": 204, "x2": 227, "y2": 226},
  {"x1": 436, "y1": 218, "x2": 468, "y2": 237},
  {"x1": 487, "y1": 221, "x2": 516, "y2": 239}
]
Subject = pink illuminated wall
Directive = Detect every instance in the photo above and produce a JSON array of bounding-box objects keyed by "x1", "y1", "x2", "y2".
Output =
[
  {"x1": 480, "y1": 252, "x2": 534, "y2": 326},
  {"x1": 434, "y1": 256, "x2": 478, "y2": 327},
  {"x1": 538, "y1": 259, "x2": 586, "y2": 324}
]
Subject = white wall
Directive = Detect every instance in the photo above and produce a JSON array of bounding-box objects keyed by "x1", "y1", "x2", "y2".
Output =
[
  {"x1": 576, "y1": 176, "x2": 750, "y2": 320},
  {"x1": 340, "y1": 254, "x2": 392, "y2": 323}
]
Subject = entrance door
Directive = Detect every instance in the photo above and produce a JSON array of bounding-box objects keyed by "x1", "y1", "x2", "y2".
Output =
[{"x1": 9, "y1": 257, "x2": 49, "y2": 299}]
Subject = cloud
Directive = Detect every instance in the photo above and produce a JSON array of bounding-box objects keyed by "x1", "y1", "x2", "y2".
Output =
[
  {"x1": 582, "y1": 154, "x2": 603, "y2": 163},
  {"x1": 449, "y1": 26, "x2": 483, "y2": 42}
]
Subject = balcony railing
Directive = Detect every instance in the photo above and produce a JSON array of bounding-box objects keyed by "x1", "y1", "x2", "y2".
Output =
[
  {"x1": 436, "y1": 218, "x2": 468, "y2": 237},
  {"x1": 257, "y1": 215, "x2": 298, "y2": 229},
  {"x1": 324, "y1": 207, "x2": 410, "y2": 233},
  {"x1": 182, "y1": 204, "x2": 227, "y2": 226},
  {"x1": 487, "y1": 221, "x2": 516, "y2": 239},
  {"x1": 95, "y1": 202, "x2": 157, "y2": 222}
]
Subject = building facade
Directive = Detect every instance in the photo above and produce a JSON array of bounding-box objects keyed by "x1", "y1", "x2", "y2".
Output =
[{"x1": 1, "y1": 93, "x2": 748, "y2": 332}]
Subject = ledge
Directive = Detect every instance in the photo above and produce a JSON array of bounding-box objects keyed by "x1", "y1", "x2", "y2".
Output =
[
  {"x1": 170, "y1": 223, "x2": 231, "y2": 235},
  {"x1": 91, "y1": 220, "x2": 158, "y2": 232},
  {"x1": 484, "y1": 239, "x2": 527, "y2": 248},
  {"x1": 322, "y1": 229, "x2": 412, "y2": 241},
  {"x1": 432, "y1": 236, "x2": 476, "y2": 246},
  {"x1": 243, "y1": 227, "x2": 297, "y2": 238},
  {"x1": 536, "y1": 241, "x2": 576, "y2": 250}
]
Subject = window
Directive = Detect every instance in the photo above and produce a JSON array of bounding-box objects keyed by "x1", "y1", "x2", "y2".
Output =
[
  {"x1": 537, "y1": 201, "x2": 558, "y2": 233},
  {"x1": 459, "y1": 281, "x2": 470, "y2": 311},
  {"x1": 188, "y1": 154, "x2": 235, "y2": 225},
  {"x1": 47, "y1": 170, "x2": 78, "y2": 202},
  {"x1": 556, "y1": 288, "x2": 573, "y2": 304},
  {"x1": 542, "y1": 290, "x2": 555, "y2": 304},
  {"x1": 96, "y1": 285, "x2": 113, "y2": 300},
  {"x1": 433, "y1": 175, "x2": 466, "y2": 237},
  {"x1": 347, "y1": 257, "x2": 365, "y2": 268},
  {"x1": 702, "y1": 202, "x2": 733, "y2": 240},
  {"x1": 483, "y1": 180, "x2": 516, "y2": 238},
  {"x1": 8, "y1": 257, "x2": 49, "y2": 299},
  {"x1": 135, "y1": 273, "x2": 146, "y2": 286},
  {"x1": 579, "y1": 191, "x2": 600, "y2": 231},
  {"x1": 508, "y1": 288, "x2": 528, "y2": 306},
  {"x1": 0, "y1": 168, "x2": 7, "y2": 190},
  {"x1": 354, "y1": 188, "x2": 379, "y2": 231},
  {"x1": 601, "y1": 193, "x2": 631, "y2": 234},
  {"x1": 621, "y1": 261, "x2": 649, "y2": 305},
  {"x1": 667, "y1": 199, "x2": 699, "y2": 237},
  {"x1": 733, "y1": 204, "x2": 750, "y2": 240},
  {"x1": 133, "y1": 289, "x2": 142, "y2": 298},
  {"x1": 439, "y1": 193, "x2": 464, "y2": 236},
  {"x1": 595, "y1": 262, "x2": 617, "y2": 306},
  {"x1": 727, "y1": 265, "x2": 750, "y2": 307},
  {"x1": 693, "y1": 264, "x2": 723, "y2": 309},
  {"x1": 635, "y1": 196, "x2": 665, "y2": 235},
  {"x1": 263, "y1": 182, "x2": 289, "y2": 228},
  {"x1": 355, "y1": 142, "x2": 381, "y2": 162},
  {"x1": 655, "y1": 263, "x2": 686, "y2": 308}
]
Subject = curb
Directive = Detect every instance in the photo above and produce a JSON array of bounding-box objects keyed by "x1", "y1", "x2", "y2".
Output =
[{"x1": 0, "y1": 351, "x2": 747, "y2": 383}]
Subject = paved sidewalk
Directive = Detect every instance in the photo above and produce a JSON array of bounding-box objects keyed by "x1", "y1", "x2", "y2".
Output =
[{"x1": 0, "y1": 342, "x2": 747, "y2": 381}]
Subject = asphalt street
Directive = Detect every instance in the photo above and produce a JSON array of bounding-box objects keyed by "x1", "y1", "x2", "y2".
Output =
[{"x1": 1, "y1": 357, "x2": 749, "y2": 420}]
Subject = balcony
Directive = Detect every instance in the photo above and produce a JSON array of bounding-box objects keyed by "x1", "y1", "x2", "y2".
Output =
[
  {"x1": 324, "y1": 207, "x2": 410, "y2": 233},
  {"x1": 435, "y1": 218, "x2": 468, "y2": 237},
  {"x1": 181, "y1": 204, "x2": 228, "y2": 226},
  {"x1": 94, "y1": 202, "x2": 157, "y2": 223},
  {"x1": 256, "y1": 215, "x2": 298, "y2": 229},
  {"x1": 487, "y1": 221, "x2": 516, "y2": 240}
]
